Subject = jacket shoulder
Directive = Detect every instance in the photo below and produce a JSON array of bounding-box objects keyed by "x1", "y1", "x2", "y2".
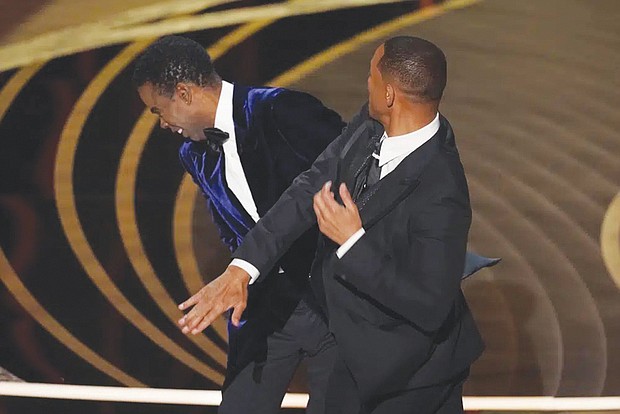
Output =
[{"x1": 244, "y1": 86, "x2": 286, "y2": 108}]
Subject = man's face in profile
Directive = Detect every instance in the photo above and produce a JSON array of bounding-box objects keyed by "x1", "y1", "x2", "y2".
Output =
[
  {"x1": 137, "y1": 82, "x2": 208, "y2": 141},
  {"x1": 368, "y1": 44, "x2": 387, "y2": 120}
]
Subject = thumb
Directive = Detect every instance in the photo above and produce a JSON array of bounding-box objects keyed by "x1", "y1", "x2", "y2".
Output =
[{"x1": 230, "y1": 302, "x2": 247, "y2": 327}]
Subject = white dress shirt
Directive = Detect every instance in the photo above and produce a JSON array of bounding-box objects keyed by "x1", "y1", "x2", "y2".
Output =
[
  {"x1": 213, "y1": 81, "x2": 262, "y2": 281},
  {"x1": 335, "y1": 113, "x2": 440, "y2": 258},
  {"x1": 215, "y1": 81, "x2": 261, "y2": 223}
]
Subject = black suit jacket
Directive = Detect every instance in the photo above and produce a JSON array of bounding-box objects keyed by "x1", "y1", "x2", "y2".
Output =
[
  {"x1": 179, "y1": 85, "x2": 345, "y2": 384},
  {"x1": 233, "y1": 105, "x2": 484, "y2": 401}
]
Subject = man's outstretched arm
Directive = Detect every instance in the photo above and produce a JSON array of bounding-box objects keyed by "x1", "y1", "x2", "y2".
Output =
[{"x1": 178, "y1": 104, "x2": 373, "y2": 335}]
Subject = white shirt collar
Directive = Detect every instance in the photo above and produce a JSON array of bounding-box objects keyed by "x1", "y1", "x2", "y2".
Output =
[
  {"x1": 210, "y1": 81, "x2": 262, "y2": 223},
  {"x1": 214, "y1": 80, "x2": 234, "y2": 131},
  {"x1": 378, "y1": 113, "x2": 440, "y2": 167}
]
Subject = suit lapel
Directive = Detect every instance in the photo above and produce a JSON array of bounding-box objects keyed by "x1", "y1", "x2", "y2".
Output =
[
  {"x1": 340, "y1": 119, "x2": 384, "y2": 195},
  {"x1": 232, "y1": 85, "x2": 273, "y2": 217},
  {"x1": 357, "y1": 120, "x2": 449, "y2": 229},
  {"x1": 232, "y1": 85, "x2": 252, "y2": 155}
]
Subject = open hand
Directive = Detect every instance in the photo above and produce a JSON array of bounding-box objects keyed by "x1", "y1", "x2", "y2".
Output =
[
  {"x1": 313, "y1": 181, "x2": 362, "y2": 245},
  {"x1": 178, "y1": 265, "x2": 250, "y2": 335}
]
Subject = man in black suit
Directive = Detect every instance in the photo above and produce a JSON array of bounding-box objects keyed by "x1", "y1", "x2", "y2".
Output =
[
  {"x1": 133, "y1": 35, "x2": 345, "y2": 414},
  {"x1": 179, "y1": 36, "x2": 485, "y2": 413}
]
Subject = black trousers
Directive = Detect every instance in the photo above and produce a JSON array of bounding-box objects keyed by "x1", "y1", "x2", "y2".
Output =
[
  {"x1": 324, "y1": 358, "x2": 468, "y2": 414},
  {"x1": 219, "y1": 299, "x2": 337, "y2": 414}
]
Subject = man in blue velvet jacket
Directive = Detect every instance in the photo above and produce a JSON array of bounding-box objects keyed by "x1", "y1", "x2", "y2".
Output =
[{"x1": 133, "y1": 35, "x2": 344, "y2": 414}]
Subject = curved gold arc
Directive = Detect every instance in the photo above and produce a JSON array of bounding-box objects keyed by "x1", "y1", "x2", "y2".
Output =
[
  {"x1": 0, "y1": 0, "x2": 411, "y2": 72},
  {"x1": 116, "y1": 109, "x2": 227, "y2": 366},
  {"x1": 54, "y1": 40, "x2": 224, "y2": 383},
  {"x1": 174, "y1": 177, "x2": 208, "y2": 299},
  {"x1": 269, "y1": 0, "x2": 481, "y2": 86},
  {"x1": 0, "y1": 64, "x2": 44, "y2": 119},
  {"x1": 601, "y1": 192, "x2": 620, "y2": 290},
  {"x1": 0, "y1": 251, "x2": 144, "y2": 387},
  {"x1": 130, "y1": 119, "x2": 229, "y2": 345},
  {"x1": 0, "y1": 67, "x2": 144, "y2": 386}
]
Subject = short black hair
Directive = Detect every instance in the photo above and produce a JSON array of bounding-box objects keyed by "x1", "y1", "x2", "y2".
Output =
[
  {"x1": 378, "y1": 36, "x2": 447, "y2": 103},
  {"x1": 132, "y1": 35, "x2": 220, "y2": 96}
]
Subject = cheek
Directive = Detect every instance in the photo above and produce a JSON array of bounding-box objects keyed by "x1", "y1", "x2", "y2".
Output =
[
  {"x1": 168, "y1": 107, "x2": 190, "y2": 127},
  {"x1": 166, "y1": 103, "x2": 180, "y2": 121},
  {"x1": 367, "y1": 82, "x2": 375, "y2": 103},
  {"x1": 368, "y1": 85, "x2": 380, "y2": 105}
]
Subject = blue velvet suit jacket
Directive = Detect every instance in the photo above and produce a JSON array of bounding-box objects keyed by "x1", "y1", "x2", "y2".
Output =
[{"x1": 178, "y1": 85, "x2": 345, "y2": 383}]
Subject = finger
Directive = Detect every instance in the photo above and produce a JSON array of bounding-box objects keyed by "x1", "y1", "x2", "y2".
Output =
[
  {"x1": 318, "y1": 192, "x2": 332, "y2": 213},
  {"x1": 178, "y1": 292, "x2": 201, "y2": 311},
  {"x1": 181, "y1": 317, "x2": 193, "y2": 334},
  {"x1": 186, "y1": 312, "x2": 205, "y2": 334},
  {"x1": 322, "y1": 189, "x2": 341, "y2": 210},
  {"x1": 191, "y1": 318, "x2": 212, "y2": 335},
  {"x1": 314, "y1": 204, "x2": 330, "y2": 235},
  {"x1": 230, "y1": 301, "x2": 247, "y2": 327},
  {"x1": 180, "y1": 309, "x2": 200, "y2": 333},
  {"x1": 323, "y1": 181, "x2": 335, "y2": 199},
  {"x1": 314, "y1": 191, "x2": 330, "y2": 216},
  {"x1": 190, "y1": 306, "x2": 220, "y2": 334},
  {"x1": 319, "y1": 187, "x2": 340, "y2": 214},
  {"x1": 181, "y1": 300, "x2": 210, "y2": 331},
  {"x1": 187, "y1": 305, "x2": 217, "y2": 333},
  {"x1": 340, "y1": 183, "x2": 356, "y2": 210},
  {"x1": 178, "y1": 306, "x2": 195, "y2": 328},
  {"x1": 313, "y1": 199, "x2": 324, "y2": 223},
  {"x1": 322, "y1": 181, "x2": 332, "y2": 193}
]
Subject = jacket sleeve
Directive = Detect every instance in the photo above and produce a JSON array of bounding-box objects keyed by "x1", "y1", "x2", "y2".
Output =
[
  {"x1": 178, "y1": 146, "x2": 238, "y2": 251},
  {"x1": 232, "y1": 103, "x2": 370, "y2": 279},
  {"x1": 332, "y1": 178, "x2": 472, "y2": 334}
]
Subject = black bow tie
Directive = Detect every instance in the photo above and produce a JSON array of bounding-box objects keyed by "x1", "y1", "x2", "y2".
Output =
[{"x1": 202, "y1": 127, "x2": 230, "y2": 153}]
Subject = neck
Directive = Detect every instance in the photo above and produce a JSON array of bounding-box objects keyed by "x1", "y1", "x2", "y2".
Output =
[
  {"x1": 383, "y1": 101, "x2": 438, "y2": 137},
  {"x1": 197, "y1": 83, "x2": 222, "y2": 127}
]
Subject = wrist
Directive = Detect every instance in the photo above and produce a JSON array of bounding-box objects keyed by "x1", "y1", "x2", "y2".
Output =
[
  {"x1": 228, "y1": 264, "x2": 251, "y2": 284},
  {"x1": 341, "y1": 226, "x2": 362, "y2": 245}
]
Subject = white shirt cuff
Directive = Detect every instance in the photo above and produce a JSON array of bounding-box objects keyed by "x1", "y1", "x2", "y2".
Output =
[
  {"x1": 230, "y1": 259, "x2": 260, "y2": 284},
  {"x1": 336, "y1": 228, "x2": 366, "y2": 259}
]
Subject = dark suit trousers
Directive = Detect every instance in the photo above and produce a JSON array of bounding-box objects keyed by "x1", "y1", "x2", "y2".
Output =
[
  {"x1": 325, "y1": 358, "x2": 468, "y2": 414},
  {"x1": 219, "y1": 299, "x2": 337, "y2": 414}
]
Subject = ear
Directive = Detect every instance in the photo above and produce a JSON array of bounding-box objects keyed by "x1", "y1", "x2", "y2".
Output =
[
  {"x1": 175, "y1": 83, "x2": 192, "y2": 105},
  {"x1": 386, "y1": 83, "x2": 395, "y2": 108}
]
